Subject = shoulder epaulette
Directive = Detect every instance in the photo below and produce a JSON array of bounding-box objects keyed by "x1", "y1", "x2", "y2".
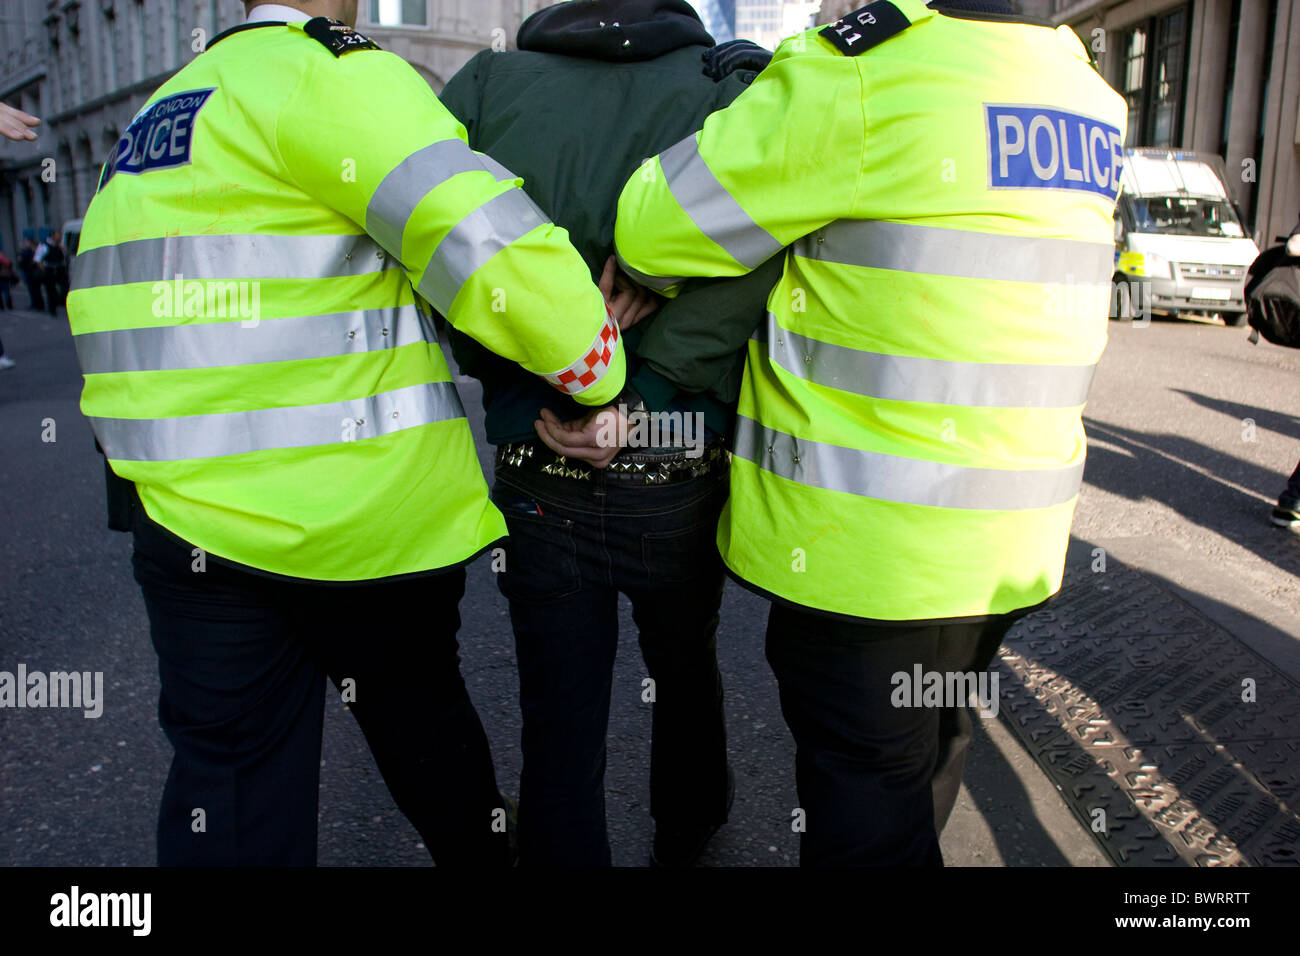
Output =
[
  {"x1": 303, "y1": 17, "x2": 382, "y2": 57},
  {"x1": 820, "y1": 2, "x2": 914, "y2": 56}
]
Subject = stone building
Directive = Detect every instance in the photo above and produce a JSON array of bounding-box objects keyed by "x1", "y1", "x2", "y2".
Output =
[
  {"x1": 0, "y1": 0, "x2": 551, "y2": 259},
  {"x1": 691, "y1": 0, "x2": 737, "y2": 42},
  {"x1": 817, "y1": 0, "x2": 1297, "y2": 247},
  {"x1": 733, "y1": 0, "x2": 818, "y2": 49}
]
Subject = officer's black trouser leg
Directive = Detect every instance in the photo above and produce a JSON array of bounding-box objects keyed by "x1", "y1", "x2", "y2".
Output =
[
  {"x1": 314, "y1": 569, "x2": 507, "y2": 867},
  {"x1": 132, "y1": 526, "x2": 507, "y2": 866},
  {"x1": 764, "y1": 605, "x2": 1011, "y2": 867}
]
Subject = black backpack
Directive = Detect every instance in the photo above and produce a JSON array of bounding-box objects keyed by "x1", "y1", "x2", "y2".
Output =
[
  {"x1": 1246, "y1": 240, "x2": 1300, "y2": 349},
  {"x1": 42, "y1": 241, "x2": 66, "y2": 268}
]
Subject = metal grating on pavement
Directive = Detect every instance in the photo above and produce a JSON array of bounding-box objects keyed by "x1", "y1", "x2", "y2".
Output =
[{"x1": 996, "y1": 563, "x2": 1300, "y2": 866}]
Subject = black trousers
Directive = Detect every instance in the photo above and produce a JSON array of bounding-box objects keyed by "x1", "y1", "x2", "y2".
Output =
[
  {"x1": 23, "y1": 276, "x2": 42, "y2": 311},
  {"x1": 765, "y1": 604, "x2": 1012, "y2": 867},
  {"x1": 1283, "y1": 459, "x2": 1300, "y2": 502},
  {"x1": 491, "y1": 461, "x2": 731, "y2": 866},
  {"x1": 131, "y1": 519, "x2": 508, "y2": 866},
  {"x1": 41, "y1": 265, "x2": 67, "y2": 314}
]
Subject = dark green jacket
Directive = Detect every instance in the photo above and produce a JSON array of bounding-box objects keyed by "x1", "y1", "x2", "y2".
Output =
[{"x1": 438, "y1": 14, "x2": 780, "y2": 445}]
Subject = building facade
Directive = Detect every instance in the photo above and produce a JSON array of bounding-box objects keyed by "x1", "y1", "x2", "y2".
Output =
[
  {"x1": 691, "y1": 0, "x2": 737, "y2": 43},
  {"x1": 1021, "y1": 0, "x2": 1296, "y2": 248},
  {"x1": 819, "y1": 0, "x2": 1297, "y2": 247},
  {"x1": 0, "y1": 0, "x2": 550, "y2": 260},
  {"x1": 359, "y1": 0, "x2": 550, "y2": 92},
  {"x1": 731, "y1": 0, "x2": 819, "y2": 49}
]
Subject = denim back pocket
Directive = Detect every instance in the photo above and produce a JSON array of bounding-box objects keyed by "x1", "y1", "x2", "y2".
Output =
[{"x1": 494, "y1": 496, "x2": 582, "y2": 602}]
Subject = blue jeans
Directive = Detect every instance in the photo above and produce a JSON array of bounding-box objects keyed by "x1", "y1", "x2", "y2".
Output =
[{"x1": 492, "y1": 458, "x2": 731, "y2": 866}]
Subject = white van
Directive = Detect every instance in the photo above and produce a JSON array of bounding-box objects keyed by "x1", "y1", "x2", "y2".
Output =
[
  {"x1": 61, "y1": 218, "x2": 83, "y2": 261},
  {"x1": 1111, "y1": 149, "x2": 1259, "y2": 325}
]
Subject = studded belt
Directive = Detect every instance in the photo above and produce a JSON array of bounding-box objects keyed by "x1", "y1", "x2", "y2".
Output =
[{"x1": 494, "y1": 439, "x2": 727, "y2": 484}]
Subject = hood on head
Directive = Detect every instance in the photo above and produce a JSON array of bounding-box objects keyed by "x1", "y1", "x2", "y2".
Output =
[{"x1": 516, "y1": 0, "x2": 715, "y2": 62}]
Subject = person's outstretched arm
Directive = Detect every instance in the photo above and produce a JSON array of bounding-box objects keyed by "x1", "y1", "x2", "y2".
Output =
[{"x1": 0, "y1": 103, "x2": 39, "y2": 142}]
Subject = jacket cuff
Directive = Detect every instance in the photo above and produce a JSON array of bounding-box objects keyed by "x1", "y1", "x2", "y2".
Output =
[{"x1": 630, "y1": 364, "x2": 679, "y2": 412}]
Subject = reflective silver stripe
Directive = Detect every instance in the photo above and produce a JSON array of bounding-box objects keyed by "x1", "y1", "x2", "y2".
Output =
[
  {"x1": 91, "y1": 381, "x2": 465, "y2": 462},
  {"x1": 365, "y1": 140, "x2": 491, "y2": 259},
  {"x1": 761, "y1": 313, "x2": 1096, "y2": 408},
  {"x1": 794, "y1": 220, "x2": 1114, "y2": 284},
  {"x1": 732, "y1": 416, "x2": 1083, "y2": 511},
  {"x1": 416, "y1": 188, "x2": 547, "y2": 313},
  {"x1": 71, "y1": 234, "x2": 393, "y2": 290},
  {"x1": 658, "y1": 134, "x2": 783, "y2": 269},
  {"x1": 75, "y1": 304, "x2": 426, "y2": 374},
  {"x1": 478, "y1": 153, "x2": 520, "y2": 183},
  {"x1": 613, "y1": 250, "x2": 682, "y2": 293}
]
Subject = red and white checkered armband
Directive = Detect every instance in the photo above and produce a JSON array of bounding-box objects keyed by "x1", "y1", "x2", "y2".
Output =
[{"x1": 541, "y1": 307, "x2": 621, "y2": 395}]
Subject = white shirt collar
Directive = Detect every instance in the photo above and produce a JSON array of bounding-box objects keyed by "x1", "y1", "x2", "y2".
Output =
[{"x1": 246, "y1": 3, "x2": 312, "y2": 23}]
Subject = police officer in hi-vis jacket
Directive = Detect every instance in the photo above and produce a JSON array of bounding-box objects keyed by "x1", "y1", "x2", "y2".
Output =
[
  {"x1": 602, "y1": 0, "x2": 1128, "y2": 865},
  {"x1": 68, "y1": 0, "x2": 632, "y2": 866}
]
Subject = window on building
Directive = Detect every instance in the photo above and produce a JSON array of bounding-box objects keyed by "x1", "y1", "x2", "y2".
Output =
[
  {"x1": 130, "y1": 0, "x2": 144, "y2": 82},
  {"x1": 103, "y1": 6, "x2": 119, "y2": 93},
  {"x1": 71, "y1": 34, "x2": 84, "y2": 106},
  {"x1": 1120, "y1": 4, "x2": 1191, "y2": 148},
  {"x1": 1122, "y1": 26, "x2": 1146, "y2": 146},
  {"x1": 1218, "y1": 0, "x2": 1240, "y2": 161},
  {"x1": 1149, "y1": 7, "x2": 1188, "y2": 144},
  {"x1": 169, "y1": 0, "x2": 181, "y2": 70},
  {"x1": 1248, "y1": 0, "x2": 1279, "y2": 232},
  {"x1": 368, "y1": 0, "x2": 428, "y2": 27}
]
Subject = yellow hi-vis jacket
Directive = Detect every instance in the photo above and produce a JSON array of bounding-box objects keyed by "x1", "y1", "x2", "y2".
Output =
[
  {"x1": 69, "y1": 17, "x2": 625, "y2": 581},
  {"x1": 615, "y1": 0, "x2": 1126, "y2": 621}
]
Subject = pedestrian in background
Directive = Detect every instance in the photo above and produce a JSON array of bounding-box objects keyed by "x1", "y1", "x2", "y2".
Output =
[
  {"x1": 18, "y1": 239, "x2": 43, "y2": 312},
  {"x1": 1274, "y1": 465, "x2": 1300, "y2": 533},
  {"x1": 0, "y1": 101, "x2": 34, "y2": 369},
  {"x1": 1246, "y1": 210, "x2": 1300, "y2": 533},
  {"x1": 0, "y1": 250, "x2": 15, "y2": 309},
  {"x1": 0, "y1": 102, "x2": 37, "y2": 372},
  {"x1": 35, "y1": 231, "x2": 67, "y2": 316}
]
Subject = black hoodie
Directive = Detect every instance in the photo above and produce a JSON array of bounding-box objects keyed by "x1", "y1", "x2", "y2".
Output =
[{"x1": 440, "y1": 0, "x2": 777, "y2": 445}]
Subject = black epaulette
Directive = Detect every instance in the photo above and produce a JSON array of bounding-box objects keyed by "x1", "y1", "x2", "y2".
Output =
[
  {"x1": 303, "y1": 17, "x2": 382, "y2": 57},
  {"x1": 820, "y1": 2, "x2": 913, "y2": 56}
]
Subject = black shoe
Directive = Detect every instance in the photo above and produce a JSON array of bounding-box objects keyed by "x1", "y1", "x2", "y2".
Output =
[
  {"x1": 1271, "y1": 496, "x2": 1300, "y2": 533},
  {"x1": 650, "y1": 766, "x2": 735, "y2": 868}
]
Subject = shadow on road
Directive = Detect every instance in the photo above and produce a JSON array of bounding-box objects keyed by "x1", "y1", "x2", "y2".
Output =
[
  {"x1": 1084, "y1": 418, "x2": 1300, "y2": 580},
  {"x1": 959, "y1": 716, "x2": 1074, "y2": 866},
  {"x1": 1171, "y1": 390, "x2": 1300, "y2": 443}
]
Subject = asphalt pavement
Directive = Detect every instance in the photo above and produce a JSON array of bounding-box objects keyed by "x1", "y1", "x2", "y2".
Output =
[{"x1": 1, "y1": 301, "x2": 1295, "y2": 867}]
